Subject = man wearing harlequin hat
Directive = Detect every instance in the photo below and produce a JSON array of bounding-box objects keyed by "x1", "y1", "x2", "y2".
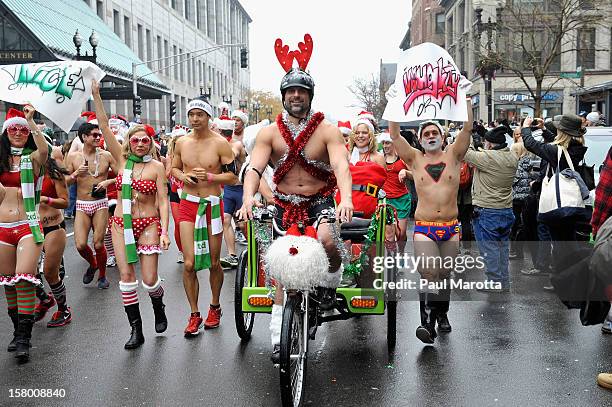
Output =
[
  {"x1": 64, "y1": 114, "x2": 115, "y2": 289},
  {"x1": 238, "y1": 34, "x2": 353, "y2": 361},
  {"x1": 387, "y1": 76, "x2": 473, "y2": 345},
  {"x1": 171, "y1": 96, "x2": 238, "y2": 336}
]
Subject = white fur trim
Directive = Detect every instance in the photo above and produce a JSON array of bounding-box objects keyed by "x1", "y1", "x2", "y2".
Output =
[
  {"x1": 318, "y1": 268, "x2": 342, "y2": 288},
  {"x1": 119, "y1": 280, "x2": 139, "y2": 292},
  {"x1": 377, "y1": 133, "x2": 392, "y2": 143},
  {"x1": 142, "y1": 277, "x2": 162, "y2": 291},
  {"x1": 0, "y1": 273, "x2": 41, "y2": 286},
  {"x1": 264, "y1": 235, "x2": 330, "y2": 290},
  {"x1": 354, "y1": 118, "x2": 374, "y2": 133},
  {"x1": 358, "y1": 112, "x2": 375, "y2": 121},
  {"x1": 137, "y1": 244, "x2": 162, "y2": 255},
  {"x1": 231, "y1": 110, "x2": 249, "y2": 125},
  {"x1": 2, "y1": 117, "x2": 28, "y2": 133},
  {"x1": 339, "y1": 126, "x2": 352, "y2": 136},
  {"x1": 218, "y1": 102, "x2": 230, "y2": 111}
]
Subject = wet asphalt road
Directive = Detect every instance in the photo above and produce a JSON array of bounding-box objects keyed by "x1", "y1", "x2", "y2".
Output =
[{"x1": 1, "y1": 219, "x2": 612, "y2": 407}]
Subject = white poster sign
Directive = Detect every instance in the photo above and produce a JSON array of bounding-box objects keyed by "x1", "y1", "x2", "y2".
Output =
[
  {"x1": 0, "y1": 61, "x2": 106, "y2": 132},
  {"x1": 382, "y1": 42, "x2": 472, "y2": 123}
]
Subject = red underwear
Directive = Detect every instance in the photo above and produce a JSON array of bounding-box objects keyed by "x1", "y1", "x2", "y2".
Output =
[
  {"x1": 0, "y1": 221, "x2": 35, "y2": 247},
  {"x1": 178, "y1": 198, "x2": 224, "y2": 225}
]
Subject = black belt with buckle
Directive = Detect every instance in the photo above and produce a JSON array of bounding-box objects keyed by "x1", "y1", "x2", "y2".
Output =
[{"x1": 352, "y1": 183, "x2": 381, "y2": 198}]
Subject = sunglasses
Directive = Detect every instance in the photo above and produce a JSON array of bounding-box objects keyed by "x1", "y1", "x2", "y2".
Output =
[
  {"x1": 129, "y1": 136, "x2": 151, "y2": 145},
  {"x1": 7, "y1": 126, "x2": 29, "y2": 136},
  {"x1": 89, "y1": 132, "x2": 103, "y2": 138}
]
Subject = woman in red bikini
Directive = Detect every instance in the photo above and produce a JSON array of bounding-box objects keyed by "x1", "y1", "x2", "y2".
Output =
[
  {"x1": 92, "y1": 81, "x2": 170, "y2": 349},
  {"x1": 34, "y1": 149, "x2": 72, "y2": 328},
  {"x1": 0, "y1": 105, "x2": 49, "y2": 363}
]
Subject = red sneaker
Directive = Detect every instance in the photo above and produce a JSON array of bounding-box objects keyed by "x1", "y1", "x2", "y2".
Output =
[
  {"x1": 184, "y1": 314, "x2": 203, "y2": 337},
  {"x1": 34, "y1": 294, "x2": 56, "y2": 322},
  {"x1": 204, "y1": 306, "x2": 222, "y2": 329},
  {"x1": 47, "y1": 307, "x2": 72, "y2": 328}
]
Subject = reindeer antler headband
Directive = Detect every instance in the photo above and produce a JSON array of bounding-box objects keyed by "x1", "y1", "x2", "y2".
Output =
[{"x1": 274, "y1": 34, "x2": 313, "y2": 72}]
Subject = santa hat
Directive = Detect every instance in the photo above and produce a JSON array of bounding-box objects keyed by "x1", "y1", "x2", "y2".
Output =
[
  {"x1": 109, "y1": 115, "x2": 129, "y2": 128},
  {"x1": 231, "y1": 110, "x2": 249, "y2": 125},
  {"x1": 171, "y1": 125, "x2": 188, "y2": 137},
  {"x1": 81, "y1": 111, "x2": 98, "y2": 125},
  {"x1": 337, "y1": 120, "x2": 352, "y2": 136},
  {"x1": 143, "y1": 124, "x2": 157, "y2": 139},
  {"x1": 358, "y1": 111, "x2": 375, "y2": 121},
  {"x1": 353, "y1": 117, "x2": 374, "y2": 133},
  {"x1": 2, "y1": 108, "x2": 28, "y2": 133},
  {"x1": 219, "y1": 102, "x2": 230, "y2": 115},
  {"x1": 217, "y1": 115, "x2": 235, "y2": 131},
  {"x1": 377, "y1": 132, "x2": 392, "y2": 143}
]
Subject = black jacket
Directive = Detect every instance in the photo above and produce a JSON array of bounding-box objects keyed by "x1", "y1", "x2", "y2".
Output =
[{"x1": 521, "y1": 128, "x2": 587, "y2": 173}]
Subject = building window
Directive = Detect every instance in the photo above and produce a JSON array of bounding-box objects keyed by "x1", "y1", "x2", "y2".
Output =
[
  {"x1": 164, "y1": 40, "x2": 169, "y2": 76},
  {"x1": 96, "y1": 1, "x2": 104, "y2": 20},
  {"x1": 157, "y1": 35, "x2": 162, "y2": 71},
  {"x1": 458, "y1": 2, "x2": 465, "y2": 34},
  {"x1": 179, "y1": 48, "x2": 184, "y2": 82},
  {"x1": 207, "y1": 0, "x2": 215, "y2": 39},
  {"x1": 170, "y1": 0, "x2": 177, "y2": 9},
  {"x1": 123, "y1": 16, "x2": 131, "y2": 47},
  {"x1": 113, "y1": 10, "x2": 120, "y2": 36},
  {"x1": 447, "y1": 16, "x2": 454, "y2": 44},
  {"x1": 146, "y1": 29, "x2": 152, "y2": 62},
  {"x1": 577, "y1": 28, "x2": 596, "y2": 69},
  {"x1": 435, "y1": 13, "x2": 445, "y2": 34},
  {"x1": 137, "y1": 24, "x2": 143, "y2": 59},
  {"x1": 196, "y1": 0, "x2": 205, "y2": 31},
  {"x1": 187, "y1": 53, "x2": 192, "y2": 85},
  {"x1": 173, "y1": 45, "x2": 178, "y2": 79}
]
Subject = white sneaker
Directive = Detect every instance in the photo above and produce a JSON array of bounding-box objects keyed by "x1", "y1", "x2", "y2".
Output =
[
  {"x1": 177, "y1": 252, "x2": 184, "y2": 263},
  {"x1": 106, "y1": 255, "x2": 116, "y2": 267}
]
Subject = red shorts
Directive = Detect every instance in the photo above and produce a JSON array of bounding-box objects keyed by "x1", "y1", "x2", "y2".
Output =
[
  {"x1": 0, "y1": 221, "x2": 34, "y2": 247},
  {"x1": 178, "y1": 199, "x2": 224, "y2": 225}
]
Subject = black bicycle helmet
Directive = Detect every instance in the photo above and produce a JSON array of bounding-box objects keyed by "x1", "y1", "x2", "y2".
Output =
[{"x1": 280, "y1": 68, "x2": 315, "y2": 102}]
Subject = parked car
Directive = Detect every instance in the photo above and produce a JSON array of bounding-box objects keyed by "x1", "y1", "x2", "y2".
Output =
[{"x1": 584, "y1": 127, "x2": 612, "y2": 187}]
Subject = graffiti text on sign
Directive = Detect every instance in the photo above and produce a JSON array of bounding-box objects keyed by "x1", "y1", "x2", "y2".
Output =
[
  {"x1": 402, "y1": 57, "x2": 460, "y2": 116},
  {"x1": 11, "y1": 63, "x2": 86, "y2": 103}
]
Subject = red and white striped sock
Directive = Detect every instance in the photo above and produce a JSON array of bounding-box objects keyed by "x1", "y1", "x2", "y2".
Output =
[
  {"x1": 119, "y1": 281, "x2": 139, "y2": 306},
  {"x1": 104, "y1": 229, "x2": 115, "y2": 257}
]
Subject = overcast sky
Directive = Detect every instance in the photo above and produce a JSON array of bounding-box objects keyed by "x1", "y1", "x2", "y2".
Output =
[{"x1": 239, "y1": 0, "x2": 412, "y2": 121}]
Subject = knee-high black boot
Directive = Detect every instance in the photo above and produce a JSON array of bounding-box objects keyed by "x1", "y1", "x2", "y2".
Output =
[
  {"x1": 7, "y1": 309, "x2": 18, "y2": 352},
  {"x1": 15, "y1": 314, "x2": 34, "y2": 362},
  {"x1": 150, "y1": 296, "x2": 168, "y2": 333},
  {"x1": 124, "y1": 304, "x2": 145, "y2": 349},
  {"x1": 416, "y1": 292, "x2": 438, "y2": 344}
]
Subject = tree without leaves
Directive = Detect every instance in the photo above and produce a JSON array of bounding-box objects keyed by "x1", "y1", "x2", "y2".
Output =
[
  {"x1": 348, "y1": 74, "x2": 392, "y2": 121},
  {"x1": 476, "y1": 0, "x2": 611, "y2": 117},
  {"x1": 246, "y1": 90, "x2": 283, "y2": 124}
]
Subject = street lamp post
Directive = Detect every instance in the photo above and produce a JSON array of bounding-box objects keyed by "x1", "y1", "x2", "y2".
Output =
[
  {"x1": 223, "y1": 94, "x2": 233, "y2": 107},
  {"x1": 200, "y1": 81, "x2": 212, "y2": 99},
  {"x1": 238, "y1": 99, "x2": 247, "y2": 110},
  {"x1": 266, "y1": 105, "x2": 273, "y2": 121},
  {"x1": 252, "y1": 100, "x2": 260, "y2": 123},
  {"x1": 474, "y1": 7, "x2": 502, "y2": 124},
  {"x1": 73, "y1": 29, "x2": 99, "y2": 64}
]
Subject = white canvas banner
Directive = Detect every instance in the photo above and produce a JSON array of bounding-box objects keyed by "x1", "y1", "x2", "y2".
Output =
[
  {"x1": 0, "y1": 61, "x2": 106, "y2": 132},
  {"x1": 383, "y1": 42, "x2": 472, "y2": 123}
]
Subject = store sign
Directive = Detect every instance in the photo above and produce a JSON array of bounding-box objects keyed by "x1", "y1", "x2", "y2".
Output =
[
  {"x1": 0, "y1": 51, "x2": 36, "y2": 63},
  {"x1": 497, "y1": 92, "x2": 561, "y2": 103}
]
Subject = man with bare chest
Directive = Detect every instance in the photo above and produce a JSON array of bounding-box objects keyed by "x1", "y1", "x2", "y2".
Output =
[
  {"x1": 239, "y1": 63, "x2": 353, "y2": 360},
  {"x1": 65, "y1": 122, "x2": 115, "y2": 289},
  {"x1": 389, "y1": 98, "x2": 473, "y2": 344},
  {"x1": 171, "y1": 97, "x2": 238, "y2": 337}
]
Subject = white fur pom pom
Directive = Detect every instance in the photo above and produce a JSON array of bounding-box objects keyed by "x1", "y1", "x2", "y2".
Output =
[{"x1": 264, "y1": 235, "x2": 329, "y2": 290}]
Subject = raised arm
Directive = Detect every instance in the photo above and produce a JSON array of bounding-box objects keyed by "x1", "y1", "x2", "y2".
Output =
[
  {"x1": 521, "y1": 117, "x2": 557, "y2": 164},
  {"x1": 327, "y1": 126, "x2": 353, "y2": 222},
  {"x1": 389, "y1": 121, "x2": 418, "y2": 165},
  {"x1": 450, "y1": 99, "x2": 473, "y2": 160},
  {"x1": 91, "y1": 80, "x2": 122, "y2": 162},
  {"x1": 23, "y1": 105, "x2": 49, "y2": 169}
]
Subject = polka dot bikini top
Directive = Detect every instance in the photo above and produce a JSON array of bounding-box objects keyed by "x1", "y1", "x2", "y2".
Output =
[{"x1": 116, "y1": 173, "x2": 157, "y2": 195}]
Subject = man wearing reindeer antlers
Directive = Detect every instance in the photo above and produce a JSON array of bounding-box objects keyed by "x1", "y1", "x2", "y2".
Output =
[{"x1": 239, "y1": 34, "x2": 353, "y2": 361}]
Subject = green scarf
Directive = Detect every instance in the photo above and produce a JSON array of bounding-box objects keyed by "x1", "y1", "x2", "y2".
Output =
[
  {"x1": 121, "y1": 154, "x2": 152, "y2": 263},
  {"x1": 179, "y1": 191, "x2": 222, "y2": 271},
  {"x1": 17, "y1": 148, "x2": 44, "y2": 244}
]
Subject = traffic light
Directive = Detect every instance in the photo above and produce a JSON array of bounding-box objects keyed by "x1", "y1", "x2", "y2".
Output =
[
  {"x1": 240, "y1": 48, "x2": 248, "y2": 69},
  {"x1": 169, "y1": 100, "x2": 176, "y2": 128},
  {"x1": 133, "y1": 96, "x2": 142, "y2": 117}
]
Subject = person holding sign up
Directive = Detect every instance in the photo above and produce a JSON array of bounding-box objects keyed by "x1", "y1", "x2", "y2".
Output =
[{"x1": 384, "y1": 42, "x2": 473, "y2": 345}]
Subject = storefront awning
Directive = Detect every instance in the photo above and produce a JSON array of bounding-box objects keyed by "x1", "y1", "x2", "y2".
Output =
[
  {"x1": 1, "y1": 0, "x2": 169, "y2": 99},
  {"x1": 571, "y1": 81, "x2": 612, "y2": 96}
]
